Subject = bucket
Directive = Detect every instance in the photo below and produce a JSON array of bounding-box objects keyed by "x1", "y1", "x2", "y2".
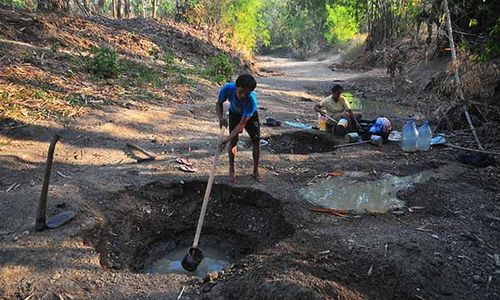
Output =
[
  {"x1": 337, "y1": 118, "x2": 348, "y2": 129},
  {"x1": 181, "y1": 247, "x2": 204, "y2": 272},
  {"x1": 318, "y1": 113, "x2": 327, "y2": 131},
  {"x1": 345, "y1": 132, "x2": 360, "y2": 143}
]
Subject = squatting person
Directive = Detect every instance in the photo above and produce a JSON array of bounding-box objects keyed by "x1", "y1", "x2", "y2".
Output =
[{"x1": 314, "y1": 84, "x2": 361, "y2": 135}]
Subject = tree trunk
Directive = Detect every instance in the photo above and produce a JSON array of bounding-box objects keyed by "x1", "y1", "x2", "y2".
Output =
[
  {"x1": 37, "y1": 0, "x2": 66, "y2": 13},
  {"x1": 151, "y1": 0, "x2": 157, "y2": 19},
  {"x1": 124, "y1": 0, "x2": 130, "y2": 18},
  {"x1": 111, "y1": 0, "x2": 116, "y2": 18},
  {"x1": 443, "y1": 0, "x2": 483, "y2": 149},
  {"x1": 97, "y1": 0, "x2": 105, "y2": 13},
  {"x1": 117, "y1": 0, "x2": 122, "y2": 19},
  {"x1": 175, "y1": 0, "x2": 180, "y2": 21},
  {"x1": 82, "y1": 0, "x2": 90, "y2": 14},
  {"x1": 140, "y1": 0, "x2": 145, "y2": 18}
]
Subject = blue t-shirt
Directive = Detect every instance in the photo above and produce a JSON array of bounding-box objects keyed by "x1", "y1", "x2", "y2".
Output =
[{"x1": 218, "y1": 82, "x2": 258, "y2": 118}]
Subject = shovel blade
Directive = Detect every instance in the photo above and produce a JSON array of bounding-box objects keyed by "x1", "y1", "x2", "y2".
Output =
[
  {"x1": 181, "y1": 247, "x2": 204, "y2": 272},
  {"x1": 46, "y1": 211, "x2": 76, "y2": 229}
]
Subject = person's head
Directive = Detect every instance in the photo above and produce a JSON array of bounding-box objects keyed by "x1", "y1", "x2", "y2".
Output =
[
  {"x1": 331, "y1": 84, "x2": 343, "y2": 101},
  {"x1": 235, "y1": 74, "x2": 257, "y2": 100}
]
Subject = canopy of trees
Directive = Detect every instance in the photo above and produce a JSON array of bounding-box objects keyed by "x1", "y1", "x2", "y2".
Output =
[{"x1": 0, "y1": 0, "x2": 498, "y2": 59}]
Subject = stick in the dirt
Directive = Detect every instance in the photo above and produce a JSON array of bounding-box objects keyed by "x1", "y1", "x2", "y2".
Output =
[
  {"x1": 177, "y1": 286, "x2": 186, "y2": 300},
  {"x1": 35, "y1": 133, "x2": 60, "y2": 232},
  {"x1": 463, "y1": 108, "x2": 484, "y2": 149},
  {"x1": 443, "y1": 0, "x2": 484, "y2": 150},
  {"x1": 332, "y1": 141, "x2": 370, "y2": 149},
  {"x1": 444, "y1": 143, "x2": 499, "y2": 156},
  {"x1": 126, "y1": 143, "x2": 156, "y2": 161}
]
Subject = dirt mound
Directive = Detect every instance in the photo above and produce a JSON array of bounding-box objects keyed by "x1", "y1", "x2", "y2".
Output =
[
  {"x1": 0, "y1": 8, "x2": 238, "y2": 66},
  {"x1": 0, "y1": 8, "x2": 247, "y2": 124},
  {"x1": 265, "y1": 130, "x2": 338, "y2": 154},
  {"x1": 207, "y1": 267, "x2": 362, "y2": 300}
]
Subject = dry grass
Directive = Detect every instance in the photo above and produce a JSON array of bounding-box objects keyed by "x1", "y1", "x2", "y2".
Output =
[
  {"x1": 0, "y1": 63, "x2": 86, "y2": 122},
  {"x1": 0, "y1": 8, "x2": 240, "y2": 125}
]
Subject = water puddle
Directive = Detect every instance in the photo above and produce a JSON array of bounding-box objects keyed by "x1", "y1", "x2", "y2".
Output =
[
  {"x1": 146, "y1": 246, "x2": 234, "y2": 278},
  {"x1": 300, "y1": 171, "x2": 430, "y2": 213}
]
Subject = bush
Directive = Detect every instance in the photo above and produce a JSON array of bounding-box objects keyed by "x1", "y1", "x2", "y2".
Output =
[
  {"x1": 148, "y1": 46, "x2": 161, "y2": 59},
  {"x1": 85, "y1": 46, "x2": 120, "y2": 79},
  {"x1": 162, "y1": 49, "x2": 177, "y2": 69},
  {"x1": 481, "y1": 18, "x2": 500, "y2": 61},
  {"x1": 205, "y1": 54, "x2": 235, "y2": 84},
  {"x1": 324, "y1": 4, "x2": 359, "y2": 45},
  {"x1": 120, "y1": 59, "x2": 162, "y2": 86}
]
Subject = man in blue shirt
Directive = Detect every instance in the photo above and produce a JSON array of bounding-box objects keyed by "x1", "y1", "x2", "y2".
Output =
[{"x1": 216, "y1": 74, "x2": 260, "y2": 182}]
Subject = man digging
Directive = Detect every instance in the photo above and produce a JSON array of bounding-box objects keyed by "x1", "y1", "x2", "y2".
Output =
[
  {"x1": 314, "y1": 84, "x2": 362, "y2": 135},
  {"x1": 217, "y1": 74, "x2": 260, "y2": 182}
]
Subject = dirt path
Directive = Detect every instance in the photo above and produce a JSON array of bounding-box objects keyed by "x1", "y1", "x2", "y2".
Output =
[{"x1": 1, "y1": 55, "x2": 499, "y2": 299}]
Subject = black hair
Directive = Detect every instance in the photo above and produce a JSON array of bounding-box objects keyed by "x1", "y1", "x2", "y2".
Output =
[
  {"x1": 331, "y1": 84, "x2": 343, "y2": 93},
  {"x1": 235, "y1": 74, "x2": 257, "y2": 91}
]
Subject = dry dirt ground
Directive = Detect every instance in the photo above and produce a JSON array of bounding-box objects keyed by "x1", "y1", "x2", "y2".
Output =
[{"x1": 1, "y1": 51, "x2": 500, "y2": 299}]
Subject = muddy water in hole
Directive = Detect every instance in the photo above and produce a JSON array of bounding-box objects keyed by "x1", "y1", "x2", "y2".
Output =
[
  {"x1": 146, "y1": 246, "x2": 234, "y2": 278},
  {"x1": 300, "y1": 171, "x2": 430, "y2": 213}
]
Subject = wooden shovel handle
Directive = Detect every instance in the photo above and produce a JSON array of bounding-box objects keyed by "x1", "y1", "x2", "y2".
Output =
[
  {"x1": 192, "y1": 126, "x2": 226, "y2": 248},
  {"x1": 35, "y1": 133, "x2": 60, "y2": 231}
]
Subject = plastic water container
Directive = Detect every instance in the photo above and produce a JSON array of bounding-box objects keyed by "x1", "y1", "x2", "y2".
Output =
[
  {"x1": 370, "y1": 135, "x2": 383, "y2": 147},
  {"x1": 318, "y1": 113, "x2": 327, "y2": 131},
  {"x1": 401, "y1": 117, "x2": 418, "y2": 152},
  {"x1": 417, "y1": 120, "x2": 432, "y2": 151}
]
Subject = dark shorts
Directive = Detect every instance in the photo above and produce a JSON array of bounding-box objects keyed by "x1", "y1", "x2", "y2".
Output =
[{"x1": 229, "y1": 111, "x2": 260, "y2": 142}]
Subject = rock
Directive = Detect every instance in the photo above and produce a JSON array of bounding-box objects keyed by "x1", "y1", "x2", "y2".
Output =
[
  {"x1": 201, "y1": 283, "x2": 213, "y2": 293},
  {"x1": 472, "y1": 275, "x2": 482, "y2": 283},
  {"x1": 111, "y1": 262, "x2": 122, "y2": 269},
  {"x1": 205, "y1": 271, "x2": 219, "y2": 283},
  {"x1": 494, "y1": 254, "x2": 500, "y2": 267}
]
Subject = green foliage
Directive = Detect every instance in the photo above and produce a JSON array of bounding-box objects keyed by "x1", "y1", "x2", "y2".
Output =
[
  {"x1": 324, "y1": 3, "x2": 358, "y2": 44},
  {"x1": 205, "y1": 54, "x2": 235, "y2": 84},
  {"x1": 148, "y1": 46, "x2": 161, "y2": 59},
  {"x1": 232, "y1": 0, "x2": 263, "y2": 52},
  {"x1": 258, "y1": 0, "x2": 328, "y2": 57},
  {"x1": 469, "y1": 18, "x2": 478, "y2": 28},
  {"x1": 183, "y1": 0, "x2": 264, "y2": 54},
  {"x1": 33, "y1": 89, "x2": 51, "y2": 100},
  {"x1": 85, "y1": 46, "x2": 120, "y2": 79},
  {"x1": 0, "y1": 0, "x2": 36, "y2": 9},
  {"x1": 67, "y1": 93, "x2": 87, "y2": 107},
  {"x1": 21, "y1": 50, "x2": 37, "y2": 63},
  {"x1": 162, "y1": 49, "x2": 177, "y2": 68},
  {"x1": 480, "y1": 18, "x2": 500, "y2": 61},
  {"x1": 160, "y1": 0, "x2": 175, "y2": 16},
  {"x1": 120, "y1": 59, "x2": 162, "y2": 86}
]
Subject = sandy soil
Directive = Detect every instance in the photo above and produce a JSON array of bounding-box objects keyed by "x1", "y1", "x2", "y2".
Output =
[{"x1": 1, "y1": 55, "x2": 499, "y2": 300}]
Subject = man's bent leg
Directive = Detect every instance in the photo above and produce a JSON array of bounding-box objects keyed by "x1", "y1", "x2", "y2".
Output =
[{"x1": 245, "y1": 113, "x2": 261, "y2": 180}]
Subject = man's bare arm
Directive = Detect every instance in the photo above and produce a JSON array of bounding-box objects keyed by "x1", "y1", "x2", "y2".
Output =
[
  {"x1": 216, "y1": 101, "x2": 227, "y2": 128},
  {"x1": 314, "y1": 104, "x2": 324, "y2": 114}
]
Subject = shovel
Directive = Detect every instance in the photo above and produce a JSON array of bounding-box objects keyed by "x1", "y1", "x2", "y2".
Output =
[
  {"x1": 320, "y1": 112, "x2": 338, "y2": 124},
  {"x1": 321, "y1": 112, "x2": 364, "y2": 132},
  {"x1": 182, "y1": 126, "x2": 226, "y2": 272}
]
